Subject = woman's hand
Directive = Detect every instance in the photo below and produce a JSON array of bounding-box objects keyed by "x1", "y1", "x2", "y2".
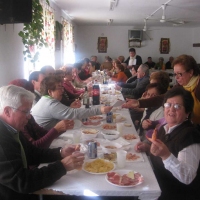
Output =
[
  {"x1": 100, "y1": 106, "x2": 113, "y2": 114},
  {"x1": 115, "y1": 85, "x2": 121, "y2": 91},
  {"x1": 121, "y1": 98, "x2": 139, "y2": 109},
  {"x1": 54, "y1": 119, "x2": 74, "y2": 133},
  {"x1": 150, "y1": 139, "x2": 171, "y2": 160},
  {"x1": 142, "y1": 119, "x2": 152, "y2": 130},
  {"x1": 70, "y1": 99, "x2": 81, "y2": 108},
  {"x1": 134, "y1": 142, "x2": 150, "y2": 153}
]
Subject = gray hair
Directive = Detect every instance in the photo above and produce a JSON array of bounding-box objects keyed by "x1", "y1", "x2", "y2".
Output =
[
  {"x1": 0, "y1": 85, "x2": 35, "y2": 114},
  {"x1": 139, "y1": 64, "x2": 149, "y2": 76}
]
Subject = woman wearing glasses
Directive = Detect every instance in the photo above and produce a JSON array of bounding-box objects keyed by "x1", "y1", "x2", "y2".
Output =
[
  {"x1": 31, "y1": 76, "x2": 112, "y2": 130},
  {"x1": 135, "y1": 87, "x2": 200, "y2": 199},
  {"x1": 122, "y1": 54, "x2": 200, "y2": 124}
]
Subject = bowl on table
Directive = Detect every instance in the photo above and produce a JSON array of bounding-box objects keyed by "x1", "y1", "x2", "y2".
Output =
[
  {"x1": 101, "y1": 130, "x2": 120, "y2": 140},
  {"x1": 101, "y1": 142, "x2": 122, "y2": 153},
  {"x1": 81, "y1": 128, "x2": 99, "y2": 140}
]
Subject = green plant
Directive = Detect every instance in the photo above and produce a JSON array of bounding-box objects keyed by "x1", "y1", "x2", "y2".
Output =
[{"x1": 18, "y1": 0, "x2": 49, "y2": 63}]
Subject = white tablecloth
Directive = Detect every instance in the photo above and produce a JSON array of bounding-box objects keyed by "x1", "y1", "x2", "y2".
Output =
[{"x1": 39, "y1": 86, "x2": 161, "y2": 200}]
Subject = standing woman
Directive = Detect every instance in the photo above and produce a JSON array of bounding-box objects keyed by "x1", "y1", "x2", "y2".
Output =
[{"x1": 123, "y1": 55, "x2": 200, "y2": 124}]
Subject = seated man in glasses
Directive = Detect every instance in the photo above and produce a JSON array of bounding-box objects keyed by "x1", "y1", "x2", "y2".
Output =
[{"x1": 0, "y1": 85, "x2": 85, "y2": 200}]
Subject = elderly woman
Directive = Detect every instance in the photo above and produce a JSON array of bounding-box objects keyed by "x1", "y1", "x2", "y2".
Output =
[
  {"x1": 135, "y1": 87, "x2": 200, "y2": 199},
  {"x1": 9, "y1": 79, "x2": 74, "y2": 148},
  {"x1": 123, "y1": 54, "x2": 200, "y2": 124},
  {"x1": 31, "y1": 76, "x2": 112, "y2": 130},
  {"x1": 61, "y1": 67, "x2": 85, "y2": 99},
  {"x1": 111, "y1": 64, "x2": 127, "y2": 83}
]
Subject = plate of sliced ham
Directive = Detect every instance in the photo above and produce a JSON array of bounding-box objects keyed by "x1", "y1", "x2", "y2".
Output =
[
  {"x1": 106, "y1": 170, "x2": 144, "y2": 187},
  {"x1": 82, "y1": 120, "x2": 103, "y2": 128}
]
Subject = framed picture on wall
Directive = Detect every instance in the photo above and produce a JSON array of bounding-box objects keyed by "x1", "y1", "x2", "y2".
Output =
[
  {"x1": 160, "y1": 38, "x2": 170, "y2": 54},
  {"x1": 97, "y1": 37, "x2": 107, "y2": 53}
]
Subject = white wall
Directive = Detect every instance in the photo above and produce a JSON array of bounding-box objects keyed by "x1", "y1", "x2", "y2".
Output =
[
  {"x1": 75, "y1": 25, "x2": 200, "y2": 64},
  {"x1": 0, "y1": 24, "x2": 24, "y2": 86}
]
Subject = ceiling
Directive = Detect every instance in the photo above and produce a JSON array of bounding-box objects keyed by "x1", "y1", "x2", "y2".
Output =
[{"x1": 52, "y1": 0, "x2": 200, "y2": 29}]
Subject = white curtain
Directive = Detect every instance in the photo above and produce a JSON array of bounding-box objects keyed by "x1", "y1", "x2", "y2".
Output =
[{"x1": 62, "y1": 18, "x2": 75, "y2": 65}]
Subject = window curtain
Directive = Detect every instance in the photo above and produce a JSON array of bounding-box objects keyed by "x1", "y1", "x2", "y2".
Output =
[
  {"x1": 62, "y1": 18, "x2": 75, "y2": 65},
  {"x1": 38, "y1": 0, "x2": 55, "y2": 68},
  {"x1": 24, "y1": 0, "x2": 55, "y2": 78}
]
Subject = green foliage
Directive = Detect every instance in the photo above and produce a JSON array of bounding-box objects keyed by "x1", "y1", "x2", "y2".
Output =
[{"x1": 18, "y1": 0, "x2": 49, "y2": 63}]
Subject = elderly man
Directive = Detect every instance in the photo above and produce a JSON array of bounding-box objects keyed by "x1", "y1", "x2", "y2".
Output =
[
  {"x1": 115, "y1": 64, "x2": 150, "y2": 99},
  {"x1": 29, "y1": 71, "x2": 45, "y2": 105},
  {"x1": 0, "y1": 85, "x2": 84, "y2": 200}
]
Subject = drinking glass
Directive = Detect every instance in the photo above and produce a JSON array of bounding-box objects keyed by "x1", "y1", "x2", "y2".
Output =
[{"x1": 117, "y1": 150, "x2": 127, "y2": 168}]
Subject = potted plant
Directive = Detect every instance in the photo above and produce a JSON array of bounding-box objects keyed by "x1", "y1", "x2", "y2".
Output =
[{"x1": 18, "y1": 0, "x2": 49, "y2": 64}]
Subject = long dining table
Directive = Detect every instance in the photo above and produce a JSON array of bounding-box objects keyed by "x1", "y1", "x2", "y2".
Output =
[{"x1": 37, "y1": 84, "x2": 161, "y2": 200}]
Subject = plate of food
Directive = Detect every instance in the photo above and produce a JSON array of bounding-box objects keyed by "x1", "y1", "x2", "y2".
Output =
[
  {"x1": 103, "y1": 151, "x2": 143, "y2": 162},
  {"x1": 106, "y1": 170, "x2": 144, "y2": 187},
  {"x1": 122, "y1": 134, "x2": 138, "y2": 141},
  {"x1": 102, "y1": 123, "x2": 117, "y2": 130},
  {"x1": 126, "y1": 152, "x2": 144, "y2": 162},
  {"x1": 101, "y1": 142, "x2": 122, "y2": 153},
  {"x1": 88, "y1": 115, "x2": 105, "y2": 121},
  {"x1": 81, "y1": 128, "x2": 99, "y2": 139},
  {"x1": 82, "y1": 158, "x2": 115, "y2": 174},
  {"x1": 82, "y1": 120, "x2": 103, "y2": 128}
]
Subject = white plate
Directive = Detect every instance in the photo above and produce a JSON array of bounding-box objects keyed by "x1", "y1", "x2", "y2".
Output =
[
  {"x1": 102, "y1": 123, "x2": 117, "y2": 130},
  {"x1": 126, "y1": 152, "x2": 144, "y2": 162},
  {"x1": 74, "y1": 119, "x2": 82, "y2": 129},
  {"x1": 101, "y1": 142, "x2": 122, "y2": 153},
  {"x1": 105, "y1": 170, "x2": 144, "y2": 187},
  {"x1": 82, "y1": 121, "x2": 104, "y2": 128},
  {"x1": 82, "y1": 159, "x2": 115, "y2": 175},
  {"x1": 88, "y1": 115, "x2": 105, "y2": 121}
]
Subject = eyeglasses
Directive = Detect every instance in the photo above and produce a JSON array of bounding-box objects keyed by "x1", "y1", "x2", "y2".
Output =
[
  {"x1": 173, "y1": 71, "x2": 187, "y2": 78},
  {"x1": 164, "y1": 102, "x2": 184, "y2": 110},
  {"x1": 11, "y1": 107, "x2": 31, "y2": 116}
]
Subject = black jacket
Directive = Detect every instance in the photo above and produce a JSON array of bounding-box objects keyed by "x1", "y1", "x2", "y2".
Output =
[{"x1": 0, "y1": 120, "x2": 66, "y2": 200}]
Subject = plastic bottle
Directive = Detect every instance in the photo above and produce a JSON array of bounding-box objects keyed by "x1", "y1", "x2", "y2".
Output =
[
  {"x1": 92, "y1": 84, "x2": 100, "y2": 105},
  {"x1": 83, "y1": 86, "x2": 90, "y2": 108}
]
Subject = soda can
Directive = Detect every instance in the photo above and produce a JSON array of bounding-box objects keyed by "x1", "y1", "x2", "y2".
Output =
[
  {"x1": 88, "y1": 141, "x2": 97, "y2": 159},
  {"x1": 106, "y1": 112, "x2": 113, "y2": 123}
]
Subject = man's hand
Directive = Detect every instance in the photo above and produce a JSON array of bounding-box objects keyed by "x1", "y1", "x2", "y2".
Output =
[
  {"x1": 60, "y1": 144, "x2": 80, "y2": 158},
  {"x1": 61, "y1": 151, "x2": 85, "y2": 171},
  {"x1": 100, "y1": 106, "x2": 113, "y2": 114},
  {"x1": 54, "y1": 120, "x2": 74, "y2": 133},
  {"x1": 70, "y1": 99, "x2": 81, "y2": 108},
  {"x1": 115, "y1": 85, "x2": 121, "y2": 91},
  {"x1": 121, "y1": 98, "x2": 139, "y2": 109}
]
